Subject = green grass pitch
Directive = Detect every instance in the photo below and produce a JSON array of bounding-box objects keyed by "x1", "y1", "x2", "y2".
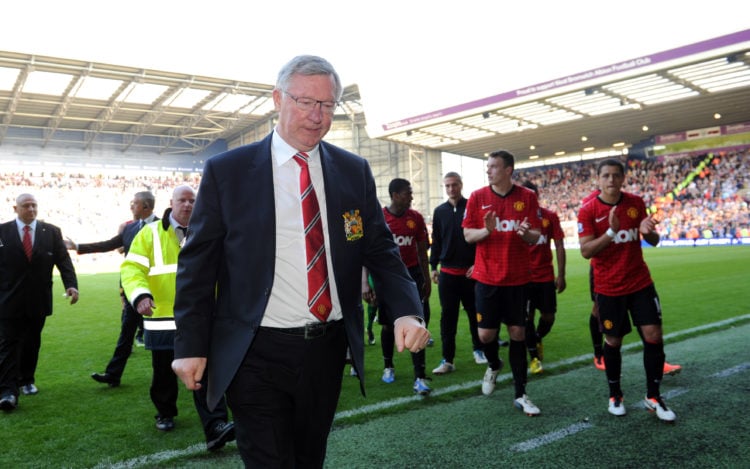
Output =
[{"x1": 0, "y1": 245, "x2": 747, "y2": 467}]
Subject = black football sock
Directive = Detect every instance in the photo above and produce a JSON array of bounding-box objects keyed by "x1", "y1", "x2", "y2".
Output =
[
  {"x1": 509, "y1": 339, "x2": 528, "y2": 398},
  {"x1": 643, "y1": 340, "x2": 665, "y2": 399},
  {"x1": 603, "y1": 342, "x2": 623, "y2": 398},
  {"x1": 590, "y1": 314, "x2": 603, "y2": 358},
  {"x1": 525, "y1": 318, "x2": 538, "y2": 359},
  {"x1": 411, "y1": 348, "x2": 426, "y2": 380},
  {"x1": 381, "y1": 325, "x2": 394, "y2": 369},
  {"x1": 536, "y1": 317, "x2": 554, "y2": 340},
  {"x1": 484, "y1": 337, "x2": 501, "y2": 370}
]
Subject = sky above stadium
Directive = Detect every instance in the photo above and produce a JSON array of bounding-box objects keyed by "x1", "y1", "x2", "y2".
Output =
[{"x1": 3, "y1": 1, "x2": 747, "y2": 138}]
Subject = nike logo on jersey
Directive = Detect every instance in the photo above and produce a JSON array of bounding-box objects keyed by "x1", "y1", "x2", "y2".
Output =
[
  {"x1": 595, "y1": 216, "x2": 608, "y2": 223},
  {"x1": 481, "y1": 204, "x2": 493, "y2": 209}
]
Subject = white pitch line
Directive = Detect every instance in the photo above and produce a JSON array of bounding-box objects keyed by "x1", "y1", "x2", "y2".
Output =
[
  {"x1": 510, "y1": 421, "x2": 594, "y2": 452},
  {"x1": 709, "y1": 362, "x2": 750, "y2": 378},
  {"x1": 92, "y1": 443, "x2": 208, "y2": 469},
  {"x1": 334, "y1": 314, "x2": 750, "y2": 421},
  {"x1": 104, "y1": 315, "x2": 749, "y2": 467}
]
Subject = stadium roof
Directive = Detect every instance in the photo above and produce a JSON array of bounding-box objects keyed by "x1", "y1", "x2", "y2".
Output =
[
  {"x1": 377, "y1": 29, "x2": 750, "y2": 165},
  {"x1": 0, "y1": 29, "x2": 748, "y2": 162},
  {"x1": 0, "y1": 51, "x2": 365, "y2": 155}
]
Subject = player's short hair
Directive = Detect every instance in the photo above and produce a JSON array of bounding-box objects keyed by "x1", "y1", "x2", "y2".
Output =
[
  {"x1": 388, "y1": 178, "x2": 411, "y2": 197},
  {"x1": 521, "y1": 180, "x2": 538, "y2": 194},
  {"x1": 443, "y1": 171, "x2": 462, "y2": 182},
  {"x1": 489, "y1": 150, "x2": 515, "y2": 170},
  {"x1": 596, "y1": 158, "x2": 625, "y2": 176}
]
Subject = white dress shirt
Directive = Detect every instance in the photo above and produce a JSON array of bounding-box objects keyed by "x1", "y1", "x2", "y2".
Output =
[
  {"x1": 16, "y1": 218, "x2": 37, "y2": 246},
  {"x1": 261, "y1": 130, "x2": 343, "y2": 327}
]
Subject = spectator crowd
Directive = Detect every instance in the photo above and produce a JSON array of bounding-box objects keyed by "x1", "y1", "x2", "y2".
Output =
[
  {"x1": 517, "y1": 149, "x2": 749, "y2": 240},
  {"x1": 2, "y1": 148, "x2": 748, "y2": 270}
]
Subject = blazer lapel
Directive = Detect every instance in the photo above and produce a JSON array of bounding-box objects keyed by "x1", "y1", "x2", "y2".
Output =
[{"x1": 319, "y1": 145, "x2": 344, "y2": 251}]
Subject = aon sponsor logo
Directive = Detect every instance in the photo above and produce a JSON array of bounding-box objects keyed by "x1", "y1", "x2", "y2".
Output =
[
  {"x1": 494, "y1": 219, "x2": 523, "y2": 232},
  {"x1": 393, "y1": 234, "x2": 415, "y2": 246},
  {"x1": 612, "y1": 228, "x2": 640, "y2": 243}
]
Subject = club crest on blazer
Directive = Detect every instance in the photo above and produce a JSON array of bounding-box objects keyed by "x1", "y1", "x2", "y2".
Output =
[{"x1": 343, "y1": 209, "x2": 363, "y2": 241}]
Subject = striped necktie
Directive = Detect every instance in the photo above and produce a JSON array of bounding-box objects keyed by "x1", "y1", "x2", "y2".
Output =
[
  {"x1": 22, "y1": 225, "x2": 33, "y2": 260},
  {"x1": 293, "y1": 152, "x2": 332, "y2": 322}
]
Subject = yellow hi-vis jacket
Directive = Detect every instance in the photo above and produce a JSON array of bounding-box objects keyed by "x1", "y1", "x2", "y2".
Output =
[{"x1": 121, "y1": 214, "x2": 182, "y2": 337}]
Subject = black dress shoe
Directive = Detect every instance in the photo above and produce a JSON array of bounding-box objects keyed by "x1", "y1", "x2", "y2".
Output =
[
  {"x1": 91, "y1": 372, "x2": 120, "y2": 387},
  {"x1": 21, "y1": 384, "x2": 39, "y2": 395},
  {"x1": 206, "y1": 421, "x2": 235, "y2": 451},
  {"x1": 0, "y1": 394, "x2": 17, "y2": 412},
  {"x1": 155, "y1": 416, "x2": 175, "y2": 431}
]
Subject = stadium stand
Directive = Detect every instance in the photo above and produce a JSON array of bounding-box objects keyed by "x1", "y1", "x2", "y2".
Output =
[{"x1": 2, "y1": 148, "x2": 746, "y2": 275}]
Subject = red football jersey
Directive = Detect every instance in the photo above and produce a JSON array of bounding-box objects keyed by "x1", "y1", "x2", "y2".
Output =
[
  {"x1": 577, "y1": 191, "x2": 653, "y2": 296},
  {"x1": 463, "y1": 184, "x2": 541, "y2": 286},
  {"x1": 383, "y1": 207, "x2": 428, "y2": 268},
  {"x1": 529, "y1": 206, "x2": 564, "y2": 282}
]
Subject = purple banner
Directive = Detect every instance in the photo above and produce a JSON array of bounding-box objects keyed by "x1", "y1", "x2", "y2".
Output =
[{"x1": 382, "y1": 29, "x2": 750, "y2": 132}]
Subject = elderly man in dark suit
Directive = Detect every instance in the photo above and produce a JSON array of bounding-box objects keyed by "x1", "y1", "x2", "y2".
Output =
[
  {"x1": 0, "y1": 193, "x2": 79, "y2": 411},
  {"x1": 172, "y1": 55, "x2": 430, "y2": 467}
]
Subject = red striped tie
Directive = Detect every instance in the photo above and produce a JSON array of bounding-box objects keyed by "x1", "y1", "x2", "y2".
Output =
[
  {"x1": 293, "y1": 152, "x2": 332, "y2": 321},
  {"x1": 22, "y1": 225, "x2": 33, "y2": 260}
]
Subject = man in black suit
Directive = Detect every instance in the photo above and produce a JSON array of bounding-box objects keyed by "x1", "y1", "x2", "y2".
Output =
[
  {"x1": 172, "y1": 55, "x2": 430, "y2": 467},
  {"x1": 0, "y1": 193, "x2": 79, "y2": 411},
  {"x1": 65, "y1": 191, "x2": 156, "y2": 387}
]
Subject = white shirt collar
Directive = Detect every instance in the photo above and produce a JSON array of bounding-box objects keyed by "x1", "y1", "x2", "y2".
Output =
[
  {"x1": 272, "y1": 129, "x2": 320, "y2": 166},
  {"x1": 16, "y1": 219, "x2": 37, "y2": 230}
]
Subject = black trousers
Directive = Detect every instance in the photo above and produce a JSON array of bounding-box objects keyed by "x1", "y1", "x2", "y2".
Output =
[
  {"x1": 103, "y1": 297, "x2": 143, "y2": 378},
  {"x1": 438, "y1": 271, "x2": 482, "y2": 362},
  {"x1": 150, "y1": 348, "x2": 229, "y2": 437},
  {"x1": 0, "y1": 314, "x2": 46, "y2": 397},
  {"x1": 227, "y1": 321, "x2": 347, "y2": 468},
  {"x1": 18, "y1": 314, "x2": 46, "y2": 387}
]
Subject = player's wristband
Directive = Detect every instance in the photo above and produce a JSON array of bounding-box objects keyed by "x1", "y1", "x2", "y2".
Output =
[{"x1": 605, "y1": 227, "x2": 616, "y2": 238}]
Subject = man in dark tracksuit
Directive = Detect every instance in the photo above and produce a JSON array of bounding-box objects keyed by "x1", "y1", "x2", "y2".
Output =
[{"x1": 430, "y1": 172, "x2": 485, "y2": 375}]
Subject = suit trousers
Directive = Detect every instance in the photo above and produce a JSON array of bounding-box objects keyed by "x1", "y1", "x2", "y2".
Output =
[
  {"x1": 18, "y1": 314, "x2": 46, "y2": 386},
  {"x1": 103, "y1": 297, "x2": 143, "y2": 378},
  {"x1": 150, "y1": 348, "x2": 229, "y2": 435},
  {"x1": 0, "y1": 313, "x2": 45, "y2": 396},
  {"x1": 227, "y1": 321, "x2": 347, "y2": 468},
  {"x1": 0, "y1": 317, "x2": 24, "y2": 397}
]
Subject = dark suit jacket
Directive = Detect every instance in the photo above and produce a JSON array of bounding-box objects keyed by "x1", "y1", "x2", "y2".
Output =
[
  {"x1": 0, "y1": 220, "x2": 78, "y2": 318},
  {"x1": 174, "y1": 132, "x2": 423, "y2": 409},
  {"x1": 77, "y1": 217, "x2": 158, "y2": 256}
]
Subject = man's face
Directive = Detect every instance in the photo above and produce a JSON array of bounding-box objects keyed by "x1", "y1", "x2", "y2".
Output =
[
  {"x1": 597, "y1": 164, "x2": 625, "y2": 197},
  {"x1": 486, "y1": 156, "x2": 511, "y2": 186},
  {"x1": 392, "y1": 186, "x2": 414, "y2": 210},
  {"x1": 14, "y1": 195, "x2": 38, "y2": 224},
  {"x1": 170, "y1": 188, "x2": 196, "y2": 226},
  {"x1": 130, "y1": 197, "x2": 147, "y2": 219},
  {"x1": 273, "y1": 73, "x2": 336, "y2": 152},
  {"x1": 444, "y1": 176, "x2": 462, "y2": 199}
]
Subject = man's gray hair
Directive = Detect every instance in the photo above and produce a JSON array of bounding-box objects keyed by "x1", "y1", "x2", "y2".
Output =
[{"x1": 276, "y1": 55, "x2": 343, "y2": 101}]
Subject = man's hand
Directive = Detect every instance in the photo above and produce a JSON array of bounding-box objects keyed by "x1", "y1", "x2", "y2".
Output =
[
  {"x1": 608, "y1": 205, "x2": 620, "y2": 232},
  {"x1": 640, "y1": 214, "x2": 658, "y2": 235},
  {"x1": 65, "y1": 287, "x2": 79, "y2": 304},
  {"x1": 135, "y1": 297, "x2": 155, "y2": 316},
  {"x1": 63, "y1": 237, "x2": 76, "y2": 250},
  {"x1": 430, "y1": 270, "x2": 439, "y2": 284},
  {"x1": 394, "y1": 316, "x2": 431, "y2": 353},
  {"x1": 172, "y1": 357, "x2": 207, "y2": 391},
  {"x1": 483, "y1": 210, "x2": 497, "y2": 234}
]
